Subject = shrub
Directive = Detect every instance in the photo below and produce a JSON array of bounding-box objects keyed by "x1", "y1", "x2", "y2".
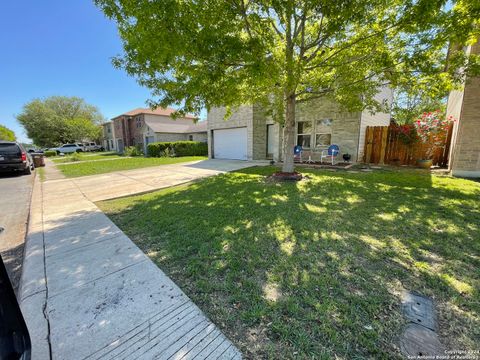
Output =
[
  {"x1": 147, "y1": 142, "x2": 173, "y2": 157},
  {"x1": 44, "y1": 150, "x2": 57, "y2": 157},
  {"x1": 124, "y1": 145, "x2": 144, "y2": 157},
  {"x1": 147, "y1": 141, "x2": 207, "y2": 157},
  {"x1": 68, "y1": 152, "x2": 82, "y2": 162}
]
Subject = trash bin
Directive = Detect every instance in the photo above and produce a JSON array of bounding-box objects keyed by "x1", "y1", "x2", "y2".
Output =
[{"x1": 31, "y1": 153, "x2": 45, "y2": 167}]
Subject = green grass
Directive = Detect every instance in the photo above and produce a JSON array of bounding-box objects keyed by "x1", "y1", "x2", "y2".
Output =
[
  {"x1": 57, "y1": 156, "x2": 207, "y2": 177},
  {"x1": 37, "y1": 167, "x2": 45, "y2": 182},
  {"x1": 51, "y1": 151, "x2": 122, "y2": 163},
  {"x1": 97, "y1": 167, "x2": 480, "y2": 359}
]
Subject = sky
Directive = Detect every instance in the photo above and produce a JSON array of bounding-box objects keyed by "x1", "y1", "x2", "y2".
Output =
[{"x1": 0, "y1": 0, "x2": 186, "y2": 143}]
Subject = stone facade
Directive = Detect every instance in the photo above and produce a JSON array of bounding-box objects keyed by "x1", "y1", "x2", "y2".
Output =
[
  {"x1": 447, "y1": 41, "x2": 480, "y2": 177},
  {"x1": 208, "y1": 95, "x2": 391, "y2": 162}
]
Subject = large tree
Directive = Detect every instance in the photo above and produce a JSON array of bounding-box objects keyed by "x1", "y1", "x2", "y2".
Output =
[
  {"x1": 0, "y1": 124, "x2": 16, "y2": 141},
  {"x1": 16, "y1": 96, "x2": 104, "y2": 147},
  {"x1": 96, "y1": 0, "x2": 479, "y2": 172}
]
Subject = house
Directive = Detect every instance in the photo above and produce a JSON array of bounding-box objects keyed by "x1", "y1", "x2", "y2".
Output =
[
  {"x1": 207, "y1": 88, "x2": 392, "y2": 162},
  {"x1": 101, "y1": 122, "x2": 116, "y2": 151},
  {"x1": 110, "y1": 107, "x2": 207, "y2": 153},
  {"x1": 446, "y1": 40, "x2": 480, "y2": 178}
]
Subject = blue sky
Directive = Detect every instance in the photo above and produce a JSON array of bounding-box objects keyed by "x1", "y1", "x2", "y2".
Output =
[{"x1": 0, "y1": 0, "x2": 182, "y2": 143}]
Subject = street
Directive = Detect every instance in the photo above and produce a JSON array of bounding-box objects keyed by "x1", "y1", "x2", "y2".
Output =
[{"x1": 0, "y1": 171, "x2": 34, "y2": 294}]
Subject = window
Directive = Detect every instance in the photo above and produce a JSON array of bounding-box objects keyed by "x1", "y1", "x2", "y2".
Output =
[
  {"x1": 188, "y1": 135, "x2": 193, "y2": 141},
  {"x1": 296, "y1": 121, "x2": 312, "y2": 148},
  {"x1": 314, "y1": 119, "x2": 332, "y2": 148}
]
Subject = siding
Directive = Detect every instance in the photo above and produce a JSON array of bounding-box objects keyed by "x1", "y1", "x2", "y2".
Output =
[{"x1": 358, "y1": 86, "x2": 393, "y2": 161}]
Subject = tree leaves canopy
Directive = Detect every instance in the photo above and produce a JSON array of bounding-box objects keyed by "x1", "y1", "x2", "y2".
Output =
[
  {"x1": 96, "y1": 0, "x2": 480, "y2": 121},
  {"x1": 0, "y1": 124, "x2": 16, "y2": 141},
  {"x1": 16, "y1": 96, "x2": 105, "y2": 147}
]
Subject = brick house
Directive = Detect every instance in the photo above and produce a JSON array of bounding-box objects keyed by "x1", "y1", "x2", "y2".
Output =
[
  {"x1": 446, "y1": 40, "x2": 480, "y2": 178},
  {"x1": 207, "y1": 87, "x2": 392, "y2": 161},
  {"x1": 110, "y1": 108, "x2": 207, "y2": 153}
]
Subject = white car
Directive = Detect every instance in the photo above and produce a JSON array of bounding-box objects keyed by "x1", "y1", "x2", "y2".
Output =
[
  {"x1": 83, "y1": 142, "x2": 103, "y2": 152},
  {"x1": 54, "y1": 143, "x2": 85, "y2": 154}
]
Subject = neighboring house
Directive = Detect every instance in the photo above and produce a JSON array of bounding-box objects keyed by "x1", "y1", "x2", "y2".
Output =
[
  {"x1": 446, "y1": 40, "x2": 480, "y2": 178},
  {"x1": 207, "y1": 88, "x2": 392, "y2": 162},
  {"x1": 111, "y1": 107, "x2": 207, "y2": 153},
  {"x1": 101, "y1": 122, "x2": 116, "y2": 151}
]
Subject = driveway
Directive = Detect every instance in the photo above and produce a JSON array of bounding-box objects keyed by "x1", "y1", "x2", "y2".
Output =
[
  {"x1": 54, "y1": 159, "x2": 266, "y2": 202},
  {"x1": 0, "y1": 171, "x2": 34, "y2": 293}
]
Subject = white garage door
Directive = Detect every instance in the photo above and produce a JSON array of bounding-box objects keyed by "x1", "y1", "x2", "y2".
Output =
[{"x1": 213, "y1": 127, "x2": 248, "y2": 160}]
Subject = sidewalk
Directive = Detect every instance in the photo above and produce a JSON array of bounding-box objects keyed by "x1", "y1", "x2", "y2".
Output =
[{"x1": 19, "y1": 160, "x2": 257, "y2": 359}]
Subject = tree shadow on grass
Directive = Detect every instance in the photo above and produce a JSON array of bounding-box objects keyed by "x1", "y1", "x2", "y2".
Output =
[{"x1": 99, "y1": 166, "x2": 480, "y2": 359}]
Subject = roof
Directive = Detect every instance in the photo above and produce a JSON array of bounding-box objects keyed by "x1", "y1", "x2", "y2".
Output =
[
  {"x1": 144, "y1": 119, "x2": 207, "y2": 134},
  {"x1": 118, "y1": 107, "x2": 197, "y2": 120}
]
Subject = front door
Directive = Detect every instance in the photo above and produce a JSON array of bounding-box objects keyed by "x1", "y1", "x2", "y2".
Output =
[{"x1": 117, "y1": 139, "x2": 124, "y2": 153}]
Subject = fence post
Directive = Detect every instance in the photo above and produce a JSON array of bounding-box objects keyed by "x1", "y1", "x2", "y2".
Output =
[
  {"x1": 379, "y1": 126, "x2": 388, "y2": 164},
  {"x1": 365, "y1": 126, "x2": 373, "y2": 164}
]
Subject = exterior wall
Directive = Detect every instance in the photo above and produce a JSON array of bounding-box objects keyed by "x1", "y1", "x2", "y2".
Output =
[
  {"x1": 208, "y1": 100, "x2": 363, "y2": 161},
  {"x1": 252, "y1": 104, "x2": 268, "y2": 160},
  {"x1": 358, "y1": 86, "x2": 393, "y2": 161},
  {"x1": 112, "y1": 116, "x2": 131, "y2": 150},
  {"x1": 207, "y1": 105, "x2": 253, "y2": 159},
  {"x1": 448, "y1": 41, "x2": 480, "y2": 177},
  {"x1": 129, "y1": 114, "x2": 145, "y2": 147},
  {"x1": 155, "y1": 133, "x2": 188, "y2": 142},
  {"x1": 102, "y1": 122, "x2": 116, "y2": 151},
  {"x1": 295, "y1": 99, "x2": 362, "y2": 162},
  {"x1": 189, "y1": 133, "x2": 208, "y2": 142},
  {"x1": 144, "y1": 114, "x2": 196, "y2": 126}
]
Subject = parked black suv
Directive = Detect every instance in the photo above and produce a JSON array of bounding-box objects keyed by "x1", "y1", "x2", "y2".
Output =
[{"x1": 0, "y1": 141, "x2": 34, "y2": 175}]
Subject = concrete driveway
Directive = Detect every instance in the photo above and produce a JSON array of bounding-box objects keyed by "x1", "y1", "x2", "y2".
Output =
[{"x1": 57, "y1": 159, "x2": 265, "y2": 202}]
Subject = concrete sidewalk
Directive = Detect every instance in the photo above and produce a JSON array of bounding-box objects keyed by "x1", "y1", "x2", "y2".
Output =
[{"x1": 19, "y1": 159, "x2": 260, "y2": 359}]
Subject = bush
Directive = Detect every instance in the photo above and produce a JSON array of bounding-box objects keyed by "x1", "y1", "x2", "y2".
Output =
[
  {"x1": 44, "y1": 150, "x2": 57, "y2": 157},
  {"x1": 68, "y1": 152, "x2": 82, "y2": 162},
  {"x1": 147, "y1": 141, "x2": 207, "y2": 157},
  {"x1": 124, "y1": 145, "x2": 144, "y2": 157}
]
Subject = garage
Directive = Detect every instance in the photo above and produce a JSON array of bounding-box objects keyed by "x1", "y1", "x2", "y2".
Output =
[{"x1": 213, "y1": 127, "x2": 248, "y2": 160}]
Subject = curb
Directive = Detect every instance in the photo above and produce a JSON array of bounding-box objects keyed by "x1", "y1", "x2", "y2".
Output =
[{"x1": 18, "y1": 175, "x2": 52, "y2": 360}]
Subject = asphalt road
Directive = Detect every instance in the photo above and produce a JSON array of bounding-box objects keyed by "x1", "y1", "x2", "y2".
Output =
[{"x1": 0, "y1": 170, "x2": 34, "y2": 294}]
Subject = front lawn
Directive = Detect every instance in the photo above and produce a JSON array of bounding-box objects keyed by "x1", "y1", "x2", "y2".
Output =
[
  {"x1": 51, "y1": 151, "x2": 122, "y2": 163},
  {"x1": 97, "y1": 167, "x2": 480, "y2": 359},
  {"x1": 56, "y1": 156, "x2": 206, "y2": 177}
]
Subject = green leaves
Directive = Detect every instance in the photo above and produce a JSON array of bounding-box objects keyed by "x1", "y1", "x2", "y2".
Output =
[
  {"x1": 0, "y1": 124, "x2": 16, "y2": 141},
  {"x1": 96, "y1": 0, "x2": 479, "y2": 119},
  {"x1": 16, "y1": 96, "x2": 105, "y2": 147}
]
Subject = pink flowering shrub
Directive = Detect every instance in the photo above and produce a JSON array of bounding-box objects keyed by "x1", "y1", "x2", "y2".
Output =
[
  {"x1": 392, "y1": 123, "x2": 417, "y2": 145},
  {"x1": 413, "y1": 110, "x2": 455, "y2": 159}
]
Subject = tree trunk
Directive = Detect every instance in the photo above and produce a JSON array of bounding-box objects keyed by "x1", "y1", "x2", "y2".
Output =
[{"x1": 282, "y1": 94, "x2": 296, "y2": 173}]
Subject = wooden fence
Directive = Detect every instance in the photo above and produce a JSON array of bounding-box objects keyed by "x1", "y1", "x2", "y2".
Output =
[{"x1": 363, "y1": 124, "x2": 453, "y2": 166}]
